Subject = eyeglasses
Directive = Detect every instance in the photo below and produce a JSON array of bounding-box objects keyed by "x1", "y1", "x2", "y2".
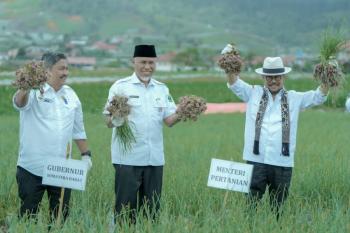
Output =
[{"x1": 265, "y1": 75, "x2": 282, "y2": 82}]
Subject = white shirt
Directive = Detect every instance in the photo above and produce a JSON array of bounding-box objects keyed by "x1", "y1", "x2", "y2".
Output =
[
  {"x1": 345, "y1": 96, "x2": 350, "y2": 112},
  {"x1": 13, "y1": 83, "x2": 87, "y2": 176},
  {"x1": 103, "y1": 73, "x2": 176, "y2": 166},
  {"x1": 229, "y1": 79, "x2": 327, "y2": 167}
]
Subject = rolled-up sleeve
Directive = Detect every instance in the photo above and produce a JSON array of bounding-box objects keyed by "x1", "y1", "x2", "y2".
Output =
[
  {"x1": 12, "y1": 90, "x2": 34, "y2": 111},
  {"x1": 299, "y1": 87, "x2": 327, "y2": 110},
  {"x1": 346, "y1": 97, "x2": 350, "y2": 112},
  {"x1": 227, "y1": 78, "x2": 253, "y2": 103},
  {"x1": 103, "y1": 83, "x2": 120, "y2": 115},
  {"x1": 163, "y1": 88, "x2": 176, "y2": 119},
  {"x1": 102, "y1": 100, "x2": 111, "y2": 115},
  {"x1": 73, "y1": 100, "x2": 87, "y2": 139}
]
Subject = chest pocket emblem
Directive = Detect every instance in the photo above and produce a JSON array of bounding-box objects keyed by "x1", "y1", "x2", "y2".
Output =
[
  {"x1": 61, "y1": 96, "x2": 68, "y2": 105},
  {"x1": 37, "y1": 95, "x2": 54, "y2": 103},
  {"x1": 156, "y1": 98, "x2": 161, "y2": 112},
  {"x1": 167, "y1": 95, "x2": 174, "y2": 102},
  {"x1": 154, "y1": 97, "x2": 166, "y2": 112}
]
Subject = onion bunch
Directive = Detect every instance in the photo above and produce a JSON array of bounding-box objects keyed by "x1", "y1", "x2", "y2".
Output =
[
  {"x1": 176, "y1": 95, "x2": 207, "y2": 122},
  {"x1": 13, "y1": 61, "x2": 48, "y2": 92},
  {"x1": 313, "y1": 31, "x2": 344, "y2": 89},
  {"x1": 313, "y1": 60, "x2": 342, "y2": 87},
  {"x1": 218, "y1": 44, "x2": 243, "y2": 74},
  {"x1": 107, "y1": 95, "x2": 135, "y2": 153},
  {"x1": 107, "y1": 95, "x2": 131, "y2": 118}
]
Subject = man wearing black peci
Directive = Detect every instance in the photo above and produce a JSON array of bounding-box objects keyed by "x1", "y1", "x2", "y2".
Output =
[{"x1": 103, "y1": 45, "x2": 181, "y2": 223}]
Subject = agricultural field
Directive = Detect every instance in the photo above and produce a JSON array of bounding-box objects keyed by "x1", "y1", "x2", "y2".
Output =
[{"x1": 0, "y1": 77, "x2": 349, "y2": 232}]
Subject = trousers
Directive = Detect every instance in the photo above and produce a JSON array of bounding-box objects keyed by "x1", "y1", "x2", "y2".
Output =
[
  {"x1": 114, "y1": 164, "x2": 163, "y2": 221},
  {"x1": 16, "y1": 166, "x2": 71, "y2": 220}
]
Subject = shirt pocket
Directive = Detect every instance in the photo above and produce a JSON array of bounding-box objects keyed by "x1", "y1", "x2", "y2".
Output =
[
  {"x1": 152, "y1": 96, "x2": 167, "y2": 120},
  {"x1": 62, "y1": 101, "x2": 77, "y2": 118},
  {"x1": 127, "y1": 96, "x2": 141, "y2": 107},
  {"x1": 127, "y1": 95, "x2": 142, "y2": 118},
  {"x1": 248, "y1": 101, "x2": 260, "y2": 121},
  {"x1": 36, "y1": 93, "x2": 56, "y2": 119}
]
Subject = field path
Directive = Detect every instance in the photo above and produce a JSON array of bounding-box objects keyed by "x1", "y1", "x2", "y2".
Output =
[{"x1": 205, "y1": 103, "x2": 246, "y2": 114}]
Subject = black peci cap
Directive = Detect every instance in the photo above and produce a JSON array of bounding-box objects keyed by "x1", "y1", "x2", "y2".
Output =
[{"x1": 133, "y1": 44, "x2": 157, "y2": 58}]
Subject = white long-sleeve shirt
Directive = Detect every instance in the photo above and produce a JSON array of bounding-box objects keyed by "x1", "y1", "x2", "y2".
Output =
[
  {"x1": 103, "y1": 73, "x2": 176, "y2": 166},
  {"x1": 345, "y1": 96, "x2": 350, "y2": 112},
  {"x1": 13, "y1": 83, "x2": 87, "y2": 176},
  {"x1": 228, "y1": 79, "x2": 327, "y2": 167}
]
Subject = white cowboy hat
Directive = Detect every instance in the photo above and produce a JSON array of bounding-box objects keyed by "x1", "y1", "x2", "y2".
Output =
[{"x1": 255, "y1": 57, "x2": 291, "y2": 76}]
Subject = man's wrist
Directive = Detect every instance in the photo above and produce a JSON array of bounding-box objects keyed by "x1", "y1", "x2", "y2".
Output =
[
  {"x1": 19, "y1": 88, "x2": 30, "y2": 92},
  {"x1": 81, "y1": 150, "x2": 92, "y2": 157},
  {"x1": 227, "y1": 73, "x2": 239, "y2": 85}
]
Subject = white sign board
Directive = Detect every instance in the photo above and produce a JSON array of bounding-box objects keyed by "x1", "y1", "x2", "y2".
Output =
[
  {"x1": 42, "y1": 157, "x2": 88, "y2": 191},
  {"x1": 207, "y1": 158, "x2": 253, "y2": 193}
]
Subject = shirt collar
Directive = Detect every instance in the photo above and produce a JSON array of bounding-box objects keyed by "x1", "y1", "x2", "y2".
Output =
[
  {"x1": 43, "y1": 83, "x2": 68, "y2": 95},
  {"x1": 264, "y1": 86, "x2": 286, "y2": 100},
  {"x1": 131, "y1": 72, "x2": 155, "y2": 86},
  {"x1": 277, "y1": 88, "x2": 287, "y2": 98},
  {"x1": 42, "y1": 83, "x2": 53, "y2": 92}
]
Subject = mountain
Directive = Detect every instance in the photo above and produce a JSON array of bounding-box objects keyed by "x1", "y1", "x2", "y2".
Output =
[{"x1": 1, "y1": 0, "x2": 350, "y2": 55}]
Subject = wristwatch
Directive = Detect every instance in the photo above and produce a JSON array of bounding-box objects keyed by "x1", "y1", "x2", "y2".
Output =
[{"x1": 81, "y1": 150, "x2": 92, "y2": 157}]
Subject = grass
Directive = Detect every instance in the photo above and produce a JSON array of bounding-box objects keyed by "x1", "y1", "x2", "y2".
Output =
[
  {"x1": 0, "y1": 111, "x2": 349, "y2": 232},
  {"x1": 319, "y1": 29, "x2": 344, "y2": 61},
  {"x1": 0, "y1": 77, "x2": 350, "y2": 232}
]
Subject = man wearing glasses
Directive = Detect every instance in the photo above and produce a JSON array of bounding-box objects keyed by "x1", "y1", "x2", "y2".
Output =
[{"x1": 225, "y1": 56, "x2": 328, "y2": 218}]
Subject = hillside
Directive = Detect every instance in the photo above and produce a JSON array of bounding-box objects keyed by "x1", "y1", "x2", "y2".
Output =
[{"x1": 1, "y1": 0, "x2": 350, "y2": 55}]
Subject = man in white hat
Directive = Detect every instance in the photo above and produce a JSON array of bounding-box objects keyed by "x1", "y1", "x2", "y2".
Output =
[{"x1": 224, "y1": 54, "x2": 329, "y2": 217}]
